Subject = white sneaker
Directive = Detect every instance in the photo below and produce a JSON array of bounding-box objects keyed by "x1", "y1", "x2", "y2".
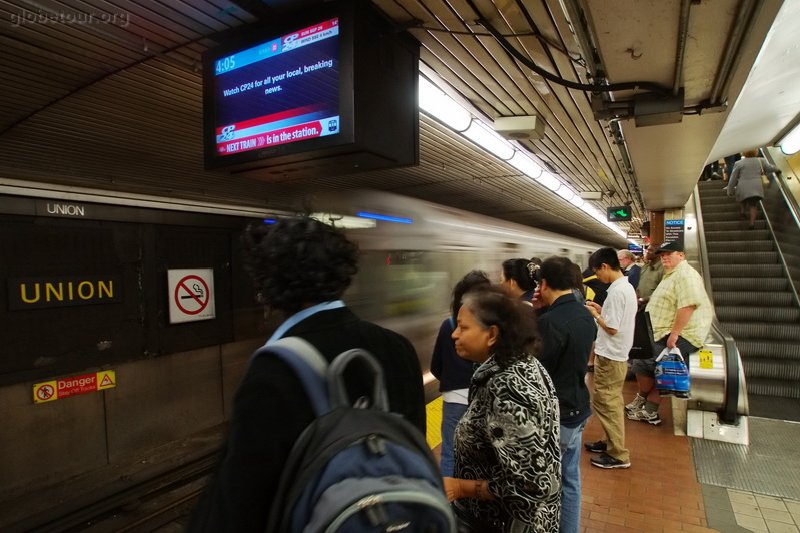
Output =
[
  {"x1": 626, "y1": 406, "x2": 662, "y2": 426},
  {"x1": 625, "y1": 393, "x2": 646, "y2": 414}
]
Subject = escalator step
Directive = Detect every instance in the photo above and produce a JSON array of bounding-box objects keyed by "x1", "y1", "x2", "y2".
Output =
[
  {"x1": 704, "y1": 219, "x2": 768, "y2": 231},
  {"x1": 700, "y1": 189, "x2": 733, "y2": 197},
  {"x1": 705, "y1": 229, "x2": 770, "y2": 240},
  {"x1": 703, "y1": 211, "x2": 761, "y2": 222},
  {"x1": 737, "y1": 340, "x2": 800, "y2": 360},
  {"x1": 700, "y1": 194, "x2": 737, "y2": 203},
  {"x1": 716, "y1": 305, "x2": 799, "y2": 322},
  {"x1": 712, "y1": 278, "x2": 787, "y2": 291},
  {"x1": 743, "y1": 358, "x2": 800, "y2": 381},
  {"x1": 699, "y1": 192, "x2": 732, "y2": 201},
  {"x1": 708, "y1": 251, "x2": 779, "y2": 264},
  {"x1": 707, "y1": 240, "x2": 774, "y2": 252},
  {"x1": 723, "y1": 322, "x2": 800, "y2": 341},
  {"x1": 746, "y1": 378, "x2": 800, "y2": 400},
  {"x1": 702, "y1": 204, "x2": 745, "y2": 216},
  {"x1": 711, "y1": 264, "x2": 785, "y2": 277},
  {"x1": 713, "y1": 291, "x2": 794, "y2": 306},
  {"x1": 714, "y1": 290, "x2": 794, "y2": 304}
]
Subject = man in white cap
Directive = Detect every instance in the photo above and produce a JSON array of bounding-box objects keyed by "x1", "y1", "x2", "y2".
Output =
[{"x1": 627, "y1": 241, "x2": 712, "y2": 425}]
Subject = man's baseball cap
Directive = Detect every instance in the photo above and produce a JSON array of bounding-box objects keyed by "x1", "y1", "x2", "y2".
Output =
[{"x1": 657, "y1": 241, "x2": 684, "y2": 253}]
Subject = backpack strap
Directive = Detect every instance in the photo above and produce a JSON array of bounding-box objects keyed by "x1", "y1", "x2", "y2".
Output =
[
  {"x1": 327, "y1": 348, "x2": 389, "y2": 412},
  {"x1": 253, "y1": 336, "x2": 331, "y2": 417},
  {"x1": 253, "y1": 338, "x2": 390, "y2": 415}
]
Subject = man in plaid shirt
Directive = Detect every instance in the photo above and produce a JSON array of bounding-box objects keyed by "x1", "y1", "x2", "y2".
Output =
[{"x1": 627, "y1": 241, "x2": 712, "y2": 425}]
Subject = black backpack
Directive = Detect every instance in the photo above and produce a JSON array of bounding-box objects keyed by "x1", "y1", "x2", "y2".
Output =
[{"x1": 260, "y1": 336, "x2": 456, "y2": 533}]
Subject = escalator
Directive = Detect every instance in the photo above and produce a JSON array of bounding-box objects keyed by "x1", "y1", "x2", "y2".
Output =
[{"x1": 697, "y1": 179, "x2": 800, "y2": 421}]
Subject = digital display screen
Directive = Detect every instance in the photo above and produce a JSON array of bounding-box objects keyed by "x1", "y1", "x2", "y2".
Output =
[{"x1": 212, "y1": 17, "x2": 340, "y2": 156}]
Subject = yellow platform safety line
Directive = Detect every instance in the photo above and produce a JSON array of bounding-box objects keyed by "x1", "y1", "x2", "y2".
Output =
[{"x1": 426, "y1": 396, "x2": 443, "y2": 449}]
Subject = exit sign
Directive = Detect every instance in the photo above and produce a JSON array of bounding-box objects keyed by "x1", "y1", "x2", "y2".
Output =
[{"x1": 607, "y1": 206, "x2": 632, "y2": 222}]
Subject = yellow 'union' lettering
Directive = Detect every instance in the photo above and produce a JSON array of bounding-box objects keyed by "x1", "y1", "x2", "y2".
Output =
[
  {"x1": 20, "y1": 283, "x2": 40, "y2": 303},
  {"x1": 45, "y1": 282, "x2": 64, "y2": 302},
  {"x1": 77, "y1": 281, "x2": 94, "y2": 300},
  {"x1": 98, "y1": 280, "x2": 113, "y2": 299},
  {"x1": 14, "y1": 278, "x2": 117, "y2": 307}
]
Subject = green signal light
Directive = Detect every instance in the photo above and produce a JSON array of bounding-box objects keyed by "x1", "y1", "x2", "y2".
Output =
[{"x1": 606, "y1": 206, "x2": 632, "y2": 222}]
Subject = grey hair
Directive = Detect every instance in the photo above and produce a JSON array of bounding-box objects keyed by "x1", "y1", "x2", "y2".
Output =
[{"x1": 617, "y1": 250, "x2": 635, "y2": 261}]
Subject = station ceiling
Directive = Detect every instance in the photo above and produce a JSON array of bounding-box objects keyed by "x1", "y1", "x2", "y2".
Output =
[{"x1": 0, "y1": 0, "x2": 794, "y2": 246}]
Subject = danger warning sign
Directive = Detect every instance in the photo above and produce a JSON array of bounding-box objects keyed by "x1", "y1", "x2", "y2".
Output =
[
  {"x1": 33, "y1": 370, "x2": 117, "y2": 404},
  {"x1": 167, "y1": 268, "x2": 216, "y2": 324}
]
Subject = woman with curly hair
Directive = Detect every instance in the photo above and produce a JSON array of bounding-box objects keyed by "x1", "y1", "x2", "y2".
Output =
[
  {"x1": 444, "y1": 287, "x2": 561, "y2": 532},
  {"x1": 190, "y1": 216, "x2": 426, "y2": 532}
]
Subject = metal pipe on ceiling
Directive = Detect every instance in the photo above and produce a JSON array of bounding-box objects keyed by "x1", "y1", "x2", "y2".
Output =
[
  {"x1": 709, "y1": 0, "x2": 759, "y2": 105},
  {"x1": 560, "y1": 0, "x2": 645, "y2": 218},
  {"x1": 673, "y1": 0, "x2": 692, "y2": 96}
]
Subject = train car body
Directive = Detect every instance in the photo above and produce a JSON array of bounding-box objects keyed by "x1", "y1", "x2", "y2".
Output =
[{"x1": 312, "y1": 190, "x2": 604, "y2": 394}]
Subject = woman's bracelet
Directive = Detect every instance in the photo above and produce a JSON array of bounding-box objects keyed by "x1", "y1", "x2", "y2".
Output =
[{"x1": 475, "y1": 480, "x2": 489, "y2": 500}]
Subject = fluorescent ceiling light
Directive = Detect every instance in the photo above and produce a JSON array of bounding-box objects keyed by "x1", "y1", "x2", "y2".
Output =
[
  {"x1": 508, "y1": 150, "x2": 543, "y2": 179},
  {"x1": 462, "y1": 120, "x2": 515, "y2": 160},
  {"x1": 556, "y1": 186, "x2": 575, "y2": 201},
  {"x1": 418, "y1": 75, "x2": 624, "y2": 241},
  {"x1": 583, "y1": 206, "x2": 605, "y2": 221},
  {"x1": 508, "y1": 151, "x2": 543, "y2": 179},
  {"x1": 418, "y1": 77, "x2": 471, "y2": 131},
  {"x1": 537, "y1": 172, "x2": 561, "y2": 191},
  {"x1": 779, "y1": 122, "x2": 800, "y2": 155}
]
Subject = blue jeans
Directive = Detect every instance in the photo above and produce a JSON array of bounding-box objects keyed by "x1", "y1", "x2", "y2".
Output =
[
  {"x1": 440, "y1": 401, "x2": 468, "y2": 477},
  {"x1": 559, "y1": 419, "x2": 588, "y2": 533}
]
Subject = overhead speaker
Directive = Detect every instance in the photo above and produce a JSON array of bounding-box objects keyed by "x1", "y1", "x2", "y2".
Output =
[
  {"x1": 493, "y1": 115, "x2": 546, "y2": 140},
  {"x1": 579, "y1": 191, "x2": 603, "y2": 200}
]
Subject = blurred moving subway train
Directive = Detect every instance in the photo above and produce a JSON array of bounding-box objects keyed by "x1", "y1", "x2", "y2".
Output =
[{"x1": 311, "y1": 189, "x2": 605, "y2": 396}]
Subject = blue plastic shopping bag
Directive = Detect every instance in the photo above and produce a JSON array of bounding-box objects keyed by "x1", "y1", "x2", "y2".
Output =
[{"x1": 654, "y1": 347, "x2": 690, "y2": 398}]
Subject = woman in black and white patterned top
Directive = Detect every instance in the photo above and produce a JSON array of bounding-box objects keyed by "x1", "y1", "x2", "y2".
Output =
[{"x1": 444, "y1": 287, "x2": 561, "y2": 532}]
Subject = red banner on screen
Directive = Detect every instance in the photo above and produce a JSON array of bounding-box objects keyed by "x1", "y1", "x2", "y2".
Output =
[{"x1": 218, "y1": 122, "x2": 324, "y2": 154}]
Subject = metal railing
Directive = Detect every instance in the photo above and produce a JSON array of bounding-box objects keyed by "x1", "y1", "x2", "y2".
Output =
[{"x1": 760, "y1": 153, "x2": 800, "y2": 310}]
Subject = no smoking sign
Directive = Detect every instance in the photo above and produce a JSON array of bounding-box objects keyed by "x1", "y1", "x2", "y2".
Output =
[{"x1": 167, "y1": 269, "x2": 216, "y2": 324}]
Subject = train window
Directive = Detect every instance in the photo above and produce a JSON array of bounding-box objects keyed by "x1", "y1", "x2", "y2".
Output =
[{"x1": 346, "y1": 250, "x2": 448, "y2": 320}]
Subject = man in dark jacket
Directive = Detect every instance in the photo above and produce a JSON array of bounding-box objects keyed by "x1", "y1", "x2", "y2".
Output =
[
  {"x1": 189, "y1": 217, "x2": 426, "y2": 532},
  {"x1": 533, "y1": 256, "x2": 597, "y2": 533},
  {"x1": 617, "y1": 249, "x2": 641, "y2": 289}
]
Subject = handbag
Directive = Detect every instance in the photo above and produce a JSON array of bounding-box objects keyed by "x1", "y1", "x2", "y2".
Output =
[
  {"x1": 453, "y1": 502, "x2": 501, "y2": 533},
  {"x1": 759, "y1": 160, "x2": 770, "y2": 187},
  {"x1": 628, "y1": 308, "x2": 655, "y2": 360},
  {"x1": 654, "y1": 347, "x2": 690, "y2": 398}
]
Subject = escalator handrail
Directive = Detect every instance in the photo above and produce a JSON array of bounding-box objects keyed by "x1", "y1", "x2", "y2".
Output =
[
  {"x1": 759, "y1": 200, "x2": 800, "y2": 310},
  {"x1": 763, "y1": 151, "x2": 800, "y2": 229},
  {"x1": 760, "y1": 151, "x2": 800, "y2": 308},
  {"x1": 693, "y1": 185, "x2": 742, "y2": 424}
]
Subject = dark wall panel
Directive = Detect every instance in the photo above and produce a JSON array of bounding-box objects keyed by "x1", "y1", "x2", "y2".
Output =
[
  {"x1": 0, "y1": 202, "x2": 261, "y2": 386},
  {"x1": 0, "y1": 218, "x2": 144, "y2": 382}
]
